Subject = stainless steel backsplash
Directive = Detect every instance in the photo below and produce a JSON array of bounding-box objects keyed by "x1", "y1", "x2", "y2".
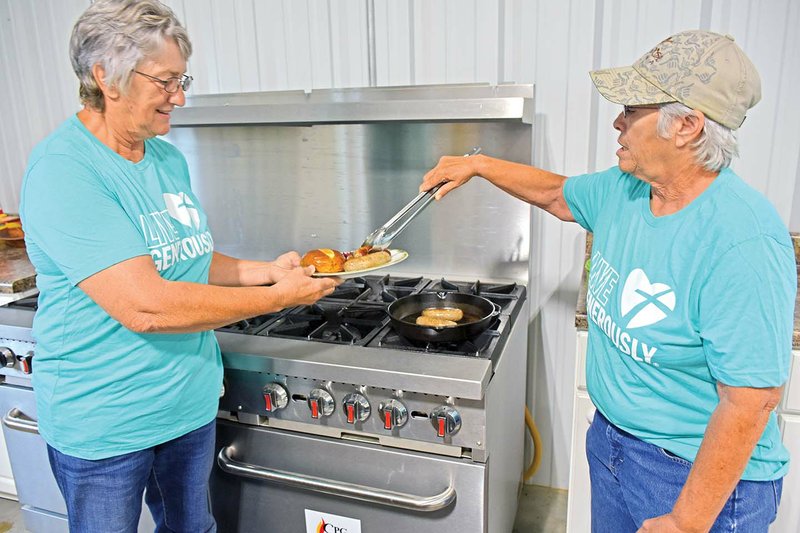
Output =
[{"x1": 165, "y1": 89, "x2": 532, "y2": 281}]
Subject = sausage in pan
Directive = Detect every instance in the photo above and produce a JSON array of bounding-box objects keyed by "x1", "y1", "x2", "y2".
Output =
[
  {"x1": 415, "y1": 315, "x2": 457, "y2": 327},
  {"x1": 421, "y1": 307, "x2": 463, "y2": 322}
]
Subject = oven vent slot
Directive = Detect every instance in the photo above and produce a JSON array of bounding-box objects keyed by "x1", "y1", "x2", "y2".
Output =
[
  {"x1": 340, "y1": 432, "x2": 380, "y2": 445},
  {"x1": 410, "y1": 411, "x2": 429, "y2": 419},
  {"x1": 291, "y1": 394, "x2": 307, "y2": 402}
]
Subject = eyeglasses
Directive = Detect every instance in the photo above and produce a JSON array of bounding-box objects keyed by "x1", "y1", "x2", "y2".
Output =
[
  {"x1": 621, "y1": 104, "x2": 662, "y2": 118},
  {"x1": 133, "y1": 70, "x2": 193, "y2": 93}
]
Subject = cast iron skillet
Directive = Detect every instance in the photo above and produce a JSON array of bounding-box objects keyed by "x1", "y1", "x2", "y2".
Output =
[{"x1": 387, "y1": 292, "x2": 501, "y2": 343}]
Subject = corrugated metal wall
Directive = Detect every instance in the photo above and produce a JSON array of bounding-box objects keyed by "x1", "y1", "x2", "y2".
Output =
[{"x1": 1, "y1": 0, "x2": 798, "y2": 489}]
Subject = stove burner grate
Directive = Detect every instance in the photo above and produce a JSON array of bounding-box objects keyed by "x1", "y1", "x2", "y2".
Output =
[{"x1": 217, "y1": 313, "x2": 282, "y2": 335}]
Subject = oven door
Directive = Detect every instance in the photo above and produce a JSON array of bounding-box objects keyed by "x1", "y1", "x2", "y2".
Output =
[{"x1": 212, "y1": 419, "x2": 488, "y2": 533}]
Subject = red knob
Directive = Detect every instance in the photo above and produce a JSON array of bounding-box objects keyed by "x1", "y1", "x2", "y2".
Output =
[{"x1": 310, "y1": 398, "x2": 320, "y2": 419}]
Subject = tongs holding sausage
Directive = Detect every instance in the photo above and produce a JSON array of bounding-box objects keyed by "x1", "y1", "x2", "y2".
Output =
[{"x1": 361, "y1": 147, "x2": 482, "y2": 251}]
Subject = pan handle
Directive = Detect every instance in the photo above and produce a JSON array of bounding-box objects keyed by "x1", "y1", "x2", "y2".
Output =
[{"x1": 217, "y1": 445, "x2": 456, "y2": 512}]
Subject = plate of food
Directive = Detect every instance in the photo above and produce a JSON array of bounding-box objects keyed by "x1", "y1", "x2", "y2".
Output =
[{"x1": 301, "y1": 247, "x2": 409, "y2": 279}]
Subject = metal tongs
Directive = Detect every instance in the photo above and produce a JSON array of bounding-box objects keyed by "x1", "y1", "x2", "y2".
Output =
[{"x1": 361, "y1": 147, "x2": 482, "y2": 251}]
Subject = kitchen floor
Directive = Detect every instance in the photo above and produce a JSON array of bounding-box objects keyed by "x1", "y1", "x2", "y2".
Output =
[{"x1": 0, "y1": 483, "x2": 568, "y2": 532}]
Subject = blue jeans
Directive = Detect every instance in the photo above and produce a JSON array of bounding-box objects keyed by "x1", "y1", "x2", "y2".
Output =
[
  {"x1": 586, "y1": 411, "x2": 782, "y2": 532},
  {"x1": 47, "y1": 420, "x2": 217, "y2": 533}
]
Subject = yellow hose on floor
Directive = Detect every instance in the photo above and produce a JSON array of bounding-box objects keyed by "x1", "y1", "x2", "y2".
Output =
[{"x1": 523, "y1": 405, "x2": 542, "y2": 481}]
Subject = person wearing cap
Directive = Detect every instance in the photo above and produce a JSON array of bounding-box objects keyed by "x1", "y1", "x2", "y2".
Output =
[{"x1": 420, "y1": 30, "x2": 794, "y2": 532}]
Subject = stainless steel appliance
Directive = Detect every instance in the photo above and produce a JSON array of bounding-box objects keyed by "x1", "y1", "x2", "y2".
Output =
[
  {"x1": 167, "y1": 83, "x2": 535, "y2": 533},
  {"x1": 211, "y1": 275, "x2": 528, "y2": 532},
  {"x1": 0, "y1": 297, "x2": 156, "y2": 532}
]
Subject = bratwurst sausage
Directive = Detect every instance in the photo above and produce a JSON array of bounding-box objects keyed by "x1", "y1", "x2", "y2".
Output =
[
  {"x1": 415, "y1": 315, "x2": 457, "y2": 327},
  {"x1": 343, "y1": 250, "x2": 392, "y2": 272},
  {"x1": 421, "y1": 307, "x2": 464, "y2": 322}
]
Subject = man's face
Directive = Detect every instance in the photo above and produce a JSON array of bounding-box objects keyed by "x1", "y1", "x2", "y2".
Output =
[{"x1": 613, "y1": 106, "x2": 673, "y2": 181}]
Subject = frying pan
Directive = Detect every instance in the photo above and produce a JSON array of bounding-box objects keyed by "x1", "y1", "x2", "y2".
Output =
[{"x1": 387, "y1": 292, "x2": 501, "y2": 343}]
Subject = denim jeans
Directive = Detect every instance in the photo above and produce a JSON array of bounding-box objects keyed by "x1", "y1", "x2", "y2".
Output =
[
  {"x1": 586, "y1": 411, "x2": 782, "y2": 532},
  {"x1": 47, "y1": 419, "x2": 217, "y2": 533}
]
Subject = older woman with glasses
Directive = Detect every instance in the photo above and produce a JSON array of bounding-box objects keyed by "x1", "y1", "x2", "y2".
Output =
[
  {"x1": 18, "y1": 1, "x2": 339, "y2": 531},
  {"x1": 421, "y1": 31, "x2": 794, "y2": 532}
]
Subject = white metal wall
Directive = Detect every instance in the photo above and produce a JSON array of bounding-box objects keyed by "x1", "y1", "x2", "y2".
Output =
[{"x1": 1, "y1": 0, "x2": 798, "y2": 489}]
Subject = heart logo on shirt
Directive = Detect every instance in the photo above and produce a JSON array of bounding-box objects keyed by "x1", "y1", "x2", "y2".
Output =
[
  {"x1": 163, "y1": 192, "x2": 200, "y2": 230},
  {"x1": 620, "y1": 268, "x2": 675, "y2": 329}
]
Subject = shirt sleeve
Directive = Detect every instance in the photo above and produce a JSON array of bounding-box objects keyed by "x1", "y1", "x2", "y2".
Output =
[
  {"x1": 21, "y1": 154, "x2": 149, "y2": 285},
  {"x1": 698, "y1": 234, "x2": 796, "y2": 387},
  {"x1": 563, "y1": 166, "x2": 626, "y2": 232}
]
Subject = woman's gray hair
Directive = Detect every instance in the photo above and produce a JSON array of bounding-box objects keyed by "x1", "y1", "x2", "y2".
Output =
[
  {"x1": 70, "y1": 0, "x2": 192, "y2": 111},
  {"x1": 656, "y1": 102, "x2": 738, "y2": 172}
]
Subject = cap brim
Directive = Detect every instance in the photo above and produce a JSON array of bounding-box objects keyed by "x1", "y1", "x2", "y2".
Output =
[{"x1": 589, "y1": 66, "x2": 675, "y2": 106}]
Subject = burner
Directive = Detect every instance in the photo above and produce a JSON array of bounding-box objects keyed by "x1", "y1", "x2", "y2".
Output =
[
  {"x1": 218, "y1": 313, "x2": 282, "y2": 335},
  {"x1": 370, "y1": 315, "x2": 506, "y2": 358},
  {"x1": 260, "y1": 301, "x2": 388, "y2": 345},
  {"x1": 429, "y1": 278, "x2": 521, "y2": 296}
]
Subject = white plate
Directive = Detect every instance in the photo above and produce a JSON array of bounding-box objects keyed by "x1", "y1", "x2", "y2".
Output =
[{"x1": 312, "y1": 249, "x2": 409, "y2": 279}]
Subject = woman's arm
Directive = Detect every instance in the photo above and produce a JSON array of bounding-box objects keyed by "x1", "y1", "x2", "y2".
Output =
[
  {"x1": 420, "y1": 154, "x2": 574, "y2": 221},
  {"x1": 78, "y1": 254, "x2": 337, "y2": 333},
  {"x1": 208, "y1": 251, "x2": 301, "y2": 286},
  {"x1": 639, "y1": 383, "x2": 783, "y2": 532}
]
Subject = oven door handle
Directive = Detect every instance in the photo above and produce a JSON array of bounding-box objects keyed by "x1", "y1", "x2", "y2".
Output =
[
  {"x1": 217, "y1": 445, "x2": 456, "y2": 512},
  {"x1": 2, "y1": 408, "x2": 40, "y2": 434}
]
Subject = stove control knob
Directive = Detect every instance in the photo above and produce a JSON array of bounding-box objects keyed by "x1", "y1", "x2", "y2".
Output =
[
  {"x1": 342, "y1": 393, "x2": 370, "y2": 424},
  {"x1": 381, "y1": 399, "x2": 408, "y2": 430},
  {"x1": 430, "y1": 406, "x2": 462, "y2": 438},
  {"x1": 308, "y1": 388, "x2": 335, "y2": 419},
  {"x1": 262, "y1": 383, "x2": 289, "y2": 413},
  {"x1": 0, "y1": 347, "x2": 15, "y2": 368},
  {"x1": 16, "y1": 351, "x2": 33, "y2": 374}
]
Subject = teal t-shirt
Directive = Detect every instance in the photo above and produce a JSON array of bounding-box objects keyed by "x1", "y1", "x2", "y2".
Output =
[
  {"x1": 19, "y1": 115, "x2": 222, "y2": 460},
  {"x1": 564, "y1": 166, "x2": 795, "y2": 481}
]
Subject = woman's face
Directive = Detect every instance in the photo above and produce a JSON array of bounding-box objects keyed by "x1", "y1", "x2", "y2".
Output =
[
  {"x1": 117, "y1": 39, "x2": 187, "y2": 141},
  {"x1": 612, "y1": 106, "x2": 672, "y2": 182}
]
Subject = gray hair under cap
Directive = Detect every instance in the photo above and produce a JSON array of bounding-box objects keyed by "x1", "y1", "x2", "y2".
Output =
[{"x1": 70, "y1": 0, "x2": 192, "y2": 111}]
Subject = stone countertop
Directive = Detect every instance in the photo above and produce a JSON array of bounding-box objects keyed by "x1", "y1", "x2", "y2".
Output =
[
  {"x1": 575, "y1": 233, "x2": 800, "y2": 350},
  {"x1": 0, "y1": 245, "x2": 36, "y2": 294}
]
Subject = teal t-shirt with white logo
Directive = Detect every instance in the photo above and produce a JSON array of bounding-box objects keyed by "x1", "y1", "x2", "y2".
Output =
[
  {"x1": 564, "y1": 166, "x2": 795, "y2": 481},
  {"x1": 19, "y1": 115, "x2": 222, "y2": 460}
]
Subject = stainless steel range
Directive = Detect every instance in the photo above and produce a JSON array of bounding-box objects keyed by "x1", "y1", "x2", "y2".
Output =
[{"x1": 211, "y1": 273, "x2": 528, "y2": 532}]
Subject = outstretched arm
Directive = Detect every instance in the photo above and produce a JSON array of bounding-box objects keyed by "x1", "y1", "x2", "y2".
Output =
[{"x1": 420, "y1": 153, "x2": 574, "y2": 221}]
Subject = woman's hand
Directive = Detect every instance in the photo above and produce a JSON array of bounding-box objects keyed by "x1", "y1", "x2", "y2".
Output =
[
  {"x1": 419, "y1": 154, "x2": 483, "y2": 200},
  {"x1": 271, "y1": 265, "x2": 341, "y2": 308},
  {"x1": 267, "y1": 251, "x2": 302, "y2": 283}
]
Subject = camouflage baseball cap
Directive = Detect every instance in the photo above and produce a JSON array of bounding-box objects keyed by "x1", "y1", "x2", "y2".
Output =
[{"x1": 589, "y1": 30, "x2": 761, "y2": 129}]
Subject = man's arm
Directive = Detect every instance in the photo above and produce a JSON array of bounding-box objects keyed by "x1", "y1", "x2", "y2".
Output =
[
  {"x1": 419, "y1": 154, "x2": 574, "y2": 221},
  {"x1": 639, "y1": 383, "x2": 783, "y2": 533}
]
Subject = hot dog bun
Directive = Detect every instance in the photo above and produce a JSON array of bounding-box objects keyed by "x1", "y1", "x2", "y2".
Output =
[
  {"x1": 421, "y1": 307, "x2": 463, "y2": 322},
  {"x1": 416, "y1": 315, "x2": 457, "y2": 327},
  {"x1": 301, "y1": 248, "x2": 345, "y2": 273},
  {"x1": 343, "y1": 250, "x2": 391, "y2": 272}
]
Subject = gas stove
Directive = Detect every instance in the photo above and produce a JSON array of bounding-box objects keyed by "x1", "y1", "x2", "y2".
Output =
[{"x1": 217, "y1": 274, "x2": 524, "y2": 363}]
